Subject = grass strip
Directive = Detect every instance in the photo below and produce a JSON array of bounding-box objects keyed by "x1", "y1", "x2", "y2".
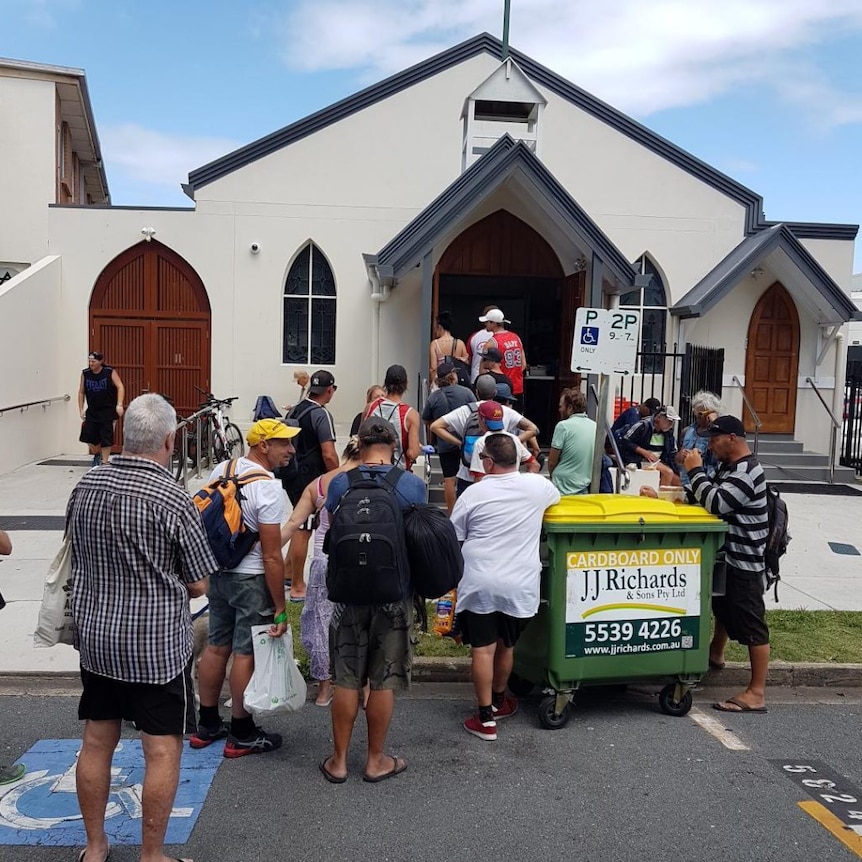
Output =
[{"x1": 284, "y1": 604, "x2": 862, "y2": 677}]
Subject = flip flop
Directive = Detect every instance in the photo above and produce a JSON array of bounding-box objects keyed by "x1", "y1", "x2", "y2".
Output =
[
  {"x1": 363, "y1": 755, "x2": 407, "y2": 783},
  {"x1": 76, "y1": 848, "x2": 112, "y2": 862},
  {"x1": 708, "y1": 659, "x2": 726, "y2": 670},
  {"x1": 319, "y1": 758, "x2": 347, "y2": 784},
  {"x1": 713, "y1": 696, "x2": 767, "y2": 714},
  {"x1": 315, "y1": 695, "x2": 333, "y2": 707},
  {"x1": 289, "y1": 595, "x2": 305, "y2": 603}
]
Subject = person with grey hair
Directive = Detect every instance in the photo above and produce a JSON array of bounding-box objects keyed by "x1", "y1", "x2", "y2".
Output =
[
  {"x1": 677, "y1": 390, "x2": 723, "y2": 488},
  {"x1": 67, "y1": 393, "x2": 219, "y2": 862}
]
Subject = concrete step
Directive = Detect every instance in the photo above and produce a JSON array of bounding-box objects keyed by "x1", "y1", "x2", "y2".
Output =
[
  {"x1": 758, "y1": 451, "x2": 830, "y2": 467},
  {"x1": 753, "y1": 439, "x2": 805, "y2": 454},
  {"x1": 763, "y1": 463, "x2": 857, "y2": 483}
]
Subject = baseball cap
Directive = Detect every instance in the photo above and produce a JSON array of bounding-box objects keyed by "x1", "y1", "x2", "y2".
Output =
[
  {"x1": 437, "y1": 359, "x2": 456, "y2": 378},
  {"x1": 656, "y1": 405, "x2": 681, "y2": 422},
  {"x1": 482, "y1": 347, "x2": 503, "y2": 363},
  {"x1": 494, "y1": 382, "x2": 515, "y2": 404},
  {"x1": 478, "y1": 308, "x2": 511, "y2": 324},
  {"x1": 246, "y1": 419, "x2": 300, "y2": 446},
  {"x1": 88, "y1": 351, "x2": 104, "y2": 361},
  {"x1": 701, "y1": 415, "x2": 746, "y2": 438},
  {"x1": 478, "y1": 400, "x2": 505, "y2": 430},
  {"x1": 308, "y1": 370, "x2": 336, "y2": 393}
]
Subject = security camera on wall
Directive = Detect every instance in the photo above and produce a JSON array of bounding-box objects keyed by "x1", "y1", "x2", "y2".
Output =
[{"x1": 250, "y1": 242, "x2": 261, "y2": 254}]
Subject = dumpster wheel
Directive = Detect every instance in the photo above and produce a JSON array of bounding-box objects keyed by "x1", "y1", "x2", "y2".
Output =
[
  {"x1": 538, "y1": 693, "x2": 572, "y2": 729},
  {"x1": 658, "y1": 683, "x2": 693, "y2": 717}
]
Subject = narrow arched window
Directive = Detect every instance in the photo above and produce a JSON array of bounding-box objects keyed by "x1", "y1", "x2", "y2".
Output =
[
  {"x1": 619, "y1": 255, "x2": 667, "y2": 373},
  {"x1": 282, "y1": 243, "x2": 336, "y2": 364}
]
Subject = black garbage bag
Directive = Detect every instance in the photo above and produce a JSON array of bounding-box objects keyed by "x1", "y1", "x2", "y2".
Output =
[{"x1": 403, "y1": 504, "x2": 463, "y2": 600}]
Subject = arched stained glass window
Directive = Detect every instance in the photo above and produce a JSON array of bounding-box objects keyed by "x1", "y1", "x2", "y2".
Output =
[
  {"x1": 283, "y1": 243, "x2": 336, "y2": 364},
  {"x1": 620, "y1": 255, "x2": 667, "y2": 373}
]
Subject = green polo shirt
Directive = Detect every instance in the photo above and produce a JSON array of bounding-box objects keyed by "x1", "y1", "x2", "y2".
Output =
[{"x1": 550, "y1": 413, "x2": 597, "y2": 495}]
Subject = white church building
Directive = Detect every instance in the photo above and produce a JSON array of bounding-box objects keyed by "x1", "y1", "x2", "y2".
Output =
[{"x1": 0, "y1": 35, "x2": 858, "y2": 476}]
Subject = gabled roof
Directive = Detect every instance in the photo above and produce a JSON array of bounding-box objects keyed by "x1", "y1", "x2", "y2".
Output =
[
  {"x1": 364, "y1": 135, "x2": 636, "y2": 288},
  {"x1": 464, "y1": 57, "x2": 546, "y2": 109},
  {"x1": 0, "y1": 57, "x2": 110, "y2": 204},
  {"x1": 671, "y1": 224, "x2": 861, "y2": 322},
  {"x1": 183, "y1": 34, "x2": 856, "y2": 243}
]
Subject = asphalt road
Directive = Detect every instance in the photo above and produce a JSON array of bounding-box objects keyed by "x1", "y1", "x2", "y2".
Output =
[{"x1": 1, "y1": 681, "x2": 861, "y2": 862}]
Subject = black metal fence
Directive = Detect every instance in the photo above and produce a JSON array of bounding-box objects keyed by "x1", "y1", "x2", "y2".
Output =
[
  {"x1": 615, "y1": 343, "x2": 725, "y2": 432},
  {"x1": 840, "y1": 359, "x2": 862, "y2": 474}
]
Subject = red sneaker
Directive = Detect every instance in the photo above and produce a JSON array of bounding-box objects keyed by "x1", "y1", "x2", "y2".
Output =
[
  {"x1": 492, "y1": 695, "x2": 519, "y2": 720},
  {"x1": 463, "y1": 714, "x2": 497, "y2": 741}
]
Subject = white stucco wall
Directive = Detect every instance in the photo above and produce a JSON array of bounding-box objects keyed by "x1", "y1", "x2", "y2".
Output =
[
  {"x1": 797, "y1": 237, "x2": 857, "y2": 291},
  {"x1": 0, "y1": 257, "x2": 68, "y2": 473},
  {"x1": 0, "y1": 76, "x2": 55, "y2": 265}
]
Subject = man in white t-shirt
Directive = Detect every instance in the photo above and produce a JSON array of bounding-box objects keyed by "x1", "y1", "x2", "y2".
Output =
[
  {"x1": 450, "y1": 434, "x2": 560, "y2": 741},
  {"x1": 465, "y1": 306, "x2": 498, "y2": 383},
  {"x1": 193, "y1": 418, "x2": 299, "y2": 758},
  {"x1": 429, "y1": 375, "x2": 539, "y2": 497}
]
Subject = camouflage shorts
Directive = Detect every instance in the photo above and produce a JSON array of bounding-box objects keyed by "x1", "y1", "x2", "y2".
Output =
[{"x1": 329, "y1": 600, "x2": 413, "y2": 691}]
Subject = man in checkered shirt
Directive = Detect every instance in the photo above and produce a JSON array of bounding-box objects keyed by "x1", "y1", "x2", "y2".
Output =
[{"x1": 68, "y1": 393, "x2": 218, "y2": 862}]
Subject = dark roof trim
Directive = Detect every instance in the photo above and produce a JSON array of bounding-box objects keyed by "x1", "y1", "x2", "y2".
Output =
[
  {"x1": 775, "y1": 221, "x2": 859, "y2": 241},
  {"x1": 369, "y1": 135, "x2": 637, "y2": 287},
  {"x1": 185, "y1": 34, "x2": 857, "y2": 244},
  {"x1": 671, "y1": 223, "x2": 860, "y2": 321}
]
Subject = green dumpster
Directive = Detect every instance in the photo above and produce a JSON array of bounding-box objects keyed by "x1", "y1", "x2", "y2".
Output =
[{"x1": 511, "y1": 495, "x2": 727, "y2": 728}]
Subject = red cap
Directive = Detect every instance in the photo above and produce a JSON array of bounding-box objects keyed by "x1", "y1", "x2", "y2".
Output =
[{"x1": 478, "y1": 400, "x2": 505, "y2": 429}]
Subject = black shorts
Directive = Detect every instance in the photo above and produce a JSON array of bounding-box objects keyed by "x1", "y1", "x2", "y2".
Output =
[
  {"x1": 78, "y1": 661, "x2": 196, "y2": 735},
  {"x1": 80, "y1": 418, "x2": 115, "y2": 448},
  {"x1": 458, "y1": 610, "x2": 529, "y2": 649},
  {"x1": 438, "y1": 450, "x2": 461, "y2": 479},
  {"x1": 711, "y1": 567, "x2": 770, "y2": 647}
]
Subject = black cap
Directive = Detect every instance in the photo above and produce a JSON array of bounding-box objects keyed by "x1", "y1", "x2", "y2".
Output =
[
  {"x1": 309, "y1": 370, "x2": 336, "y2": 393},
  {"x1": 437, "y1": 360, "x2": 456, "y2": 378},
  {"x1": 384, "y1": 364, "x2": 408, "y2": 387},
  {"x1": 701, "y1": 415, "x2": 746, "y2": 437},
  {"x1": 482, "y1": 347, "x2": 503, "y2": 363},
  {"x1": 88, "y1": 351, "x2": 104, "y2": 361}
]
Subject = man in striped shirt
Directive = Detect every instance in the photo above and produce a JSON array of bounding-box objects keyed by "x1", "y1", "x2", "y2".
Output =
[
  {"x1": 68, "y1": 394, "x2": 219, "y2": 862},
  {"x1": 683, "y1": 415, "x2": 770, "y2": 713}
]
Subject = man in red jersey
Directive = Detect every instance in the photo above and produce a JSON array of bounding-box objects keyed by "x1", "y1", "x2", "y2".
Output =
[{"x1": 483, "y1": 309, "x2": 526, "y2": 410}]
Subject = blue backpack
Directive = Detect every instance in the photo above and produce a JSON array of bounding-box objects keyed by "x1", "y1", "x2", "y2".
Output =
[{"x1": 459, "y1": 404, "x2": 483, "y2": 468}]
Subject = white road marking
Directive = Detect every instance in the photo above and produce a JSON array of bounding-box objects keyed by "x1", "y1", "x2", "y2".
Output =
[{"x1": 688, "y1": 706, "x2": 750, "y2": 750}]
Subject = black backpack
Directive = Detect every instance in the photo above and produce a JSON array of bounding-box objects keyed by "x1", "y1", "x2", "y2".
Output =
[
  {"x1": 277, "y1": 400, "x2": 326, "y2": 497},
  {"x1": 324, "y1": 467, "x2": 412, "y2": 605},
  {"x1": 460, "y1": 403, "x2": 483, "y2": 468},
  {"x1": 403, "y1": 504, "x2": 463, "y2": 599},
  {"x1": 764, "y1": 484, "x2": 790, "y2": 601}
]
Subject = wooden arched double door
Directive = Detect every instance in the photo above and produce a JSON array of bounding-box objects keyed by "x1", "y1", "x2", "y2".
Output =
[
  {"x1": 89, "y1": 241, "x2": 211, "y2": 445},
  {"x1": 743, "y1": 282, "x2": 799, "y2": 434}
]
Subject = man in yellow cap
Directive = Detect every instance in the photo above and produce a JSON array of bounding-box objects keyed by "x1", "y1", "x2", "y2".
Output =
[{"x1": 193, "y1": 418, "x2": 300, "y2": 757}]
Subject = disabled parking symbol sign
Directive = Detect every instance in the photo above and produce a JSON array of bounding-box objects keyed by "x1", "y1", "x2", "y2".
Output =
[
  {"x1": 580, "y1": 326, "x2": 600, "y2": 346},
  {"x1": 0, "y1": 739, "x2": 223, "y2": 846}
]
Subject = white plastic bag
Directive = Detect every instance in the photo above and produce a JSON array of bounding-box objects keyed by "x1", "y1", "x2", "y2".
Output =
[
  {"x1": 243, "y1": 624, "x2": 307, "y2": 715},
  {"x1": 34, "y1": 536, "x2": 76, "y2": 648}
]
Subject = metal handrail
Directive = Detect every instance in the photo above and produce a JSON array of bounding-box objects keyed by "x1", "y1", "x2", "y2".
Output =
[
  {"x1": 805, "y1": 376, "x2": 841, "y2": 484},
  {"x1": 0, "y1": 394, "x2": 70, "y2": 416},
  {"x1": 731, "y1": 376, "x2": 761, "y2": 456}
]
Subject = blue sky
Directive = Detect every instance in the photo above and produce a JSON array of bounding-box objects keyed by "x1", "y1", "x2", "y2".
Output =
[{"x1": 4, "y1": 0, "x2": 862, "y2": 271}]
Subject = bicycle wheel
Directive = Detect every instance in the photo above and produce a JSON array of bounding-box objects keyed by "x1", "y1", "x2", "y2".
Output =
[
  {"x1": 211, "y1": 425, "x2": 228, "y2": 465},
  {"x1": 224, "y1": 422, "x2": 244, "y2": 458}
]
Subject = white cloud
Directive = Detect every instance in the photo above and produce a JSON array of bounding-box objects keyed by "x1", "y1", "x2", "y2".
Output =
[
  {"x1": 278, "y1": 0, "x2": 862, "y2": 122},
  {"x1": 100, "y1": 124, "x2": 241, "y2": 192}
]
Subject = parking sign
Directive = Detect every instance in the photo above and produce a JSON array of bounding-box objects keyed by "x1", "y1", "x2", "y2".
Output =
[{"x1": 571, "y1": 308, "x2": 641, "y2": 375}]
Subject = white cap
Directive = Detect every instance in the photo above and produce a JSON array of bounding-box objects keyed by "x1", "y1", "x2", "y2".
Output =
[
  {"x1": 479, "y1": 308, "x2": 510, "y2": 324},
  {"x1": 658, "y1": 405, "x2": 681, "y2": 422}
]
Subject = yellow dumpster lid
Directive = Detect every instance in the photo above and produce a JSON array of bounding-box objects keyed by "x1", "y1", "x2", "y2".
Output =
[{"x1": 543, "y1": 493, "x2": 724, "y2": 525}]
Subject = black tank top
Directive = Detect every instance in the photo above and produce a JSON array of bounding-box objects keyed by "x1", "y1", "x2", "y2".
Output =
[{"x1": 82, "y1": 366, "x2": 117, "y2": 418}]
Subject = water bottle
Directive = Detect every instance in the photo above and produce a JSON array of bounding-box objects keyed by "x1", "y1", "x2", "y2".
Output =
[{"x1": 432, "y1": 589, "x2": 457, "y2": 636}]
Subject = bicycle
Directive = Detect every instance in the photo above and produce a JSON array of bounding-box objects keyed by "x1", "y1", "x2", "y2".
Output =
[
  {"x1": 173, "y1": 389, "x2": 244, "y2": 483},
  {"x1": 195, "y1": 387, "x2": 244, "y2": 463}
]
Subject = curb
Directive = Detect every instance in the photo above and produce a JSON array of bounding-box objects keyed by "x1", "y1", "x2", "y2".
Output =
[{"x1": 411, "y1": 657, "x2": 862, "y2": 688}]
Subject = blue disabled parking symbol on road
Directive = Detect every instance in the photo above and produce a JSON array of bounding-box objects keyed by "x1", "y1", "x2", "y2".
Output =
[
  {"x1": 580, "y1": 326, "x2": 600, "y2": 346},
  {"x1": 0, "y1": 739, "x2": 223, "y2": 846}
]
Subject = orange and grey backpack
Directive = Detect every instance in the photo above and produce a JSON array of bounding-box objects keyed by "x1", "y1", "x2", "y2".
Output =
[{"x1": 193, "y1": 460, "x2": 271, "y2": 570}]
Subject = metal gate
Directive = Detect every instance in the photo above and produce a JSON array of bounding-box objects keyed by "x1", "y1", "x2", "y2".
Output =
[
  {"x1": 615, "y1": 343, "x2": 725, "y2": 431},
  {"x1": 840, "y1": 359, "x2": 862, "y2": 475}
]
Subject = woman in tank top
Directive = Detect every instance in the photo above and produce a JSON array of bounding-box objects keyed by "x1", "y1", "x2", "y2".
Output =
[
  {"x1": 429, "y1": 311, "x2": 468, "y2": 389},
  {"x1": 280, "y1": 437, "x2": 362, "y2": 706}
]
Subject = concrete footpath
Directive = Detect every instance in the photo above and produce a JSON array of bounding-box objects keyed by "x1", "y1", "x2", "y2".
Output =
[{"x1": 1, "y1": 455, "x2": 862, "y2": 685}]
